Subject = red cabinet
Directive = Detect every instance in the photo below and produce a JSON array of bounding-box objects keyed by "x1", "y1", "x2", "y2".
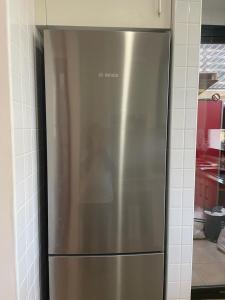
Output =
[{"x1": 195, "y1": 100, "x2": 222, "y2": 209}]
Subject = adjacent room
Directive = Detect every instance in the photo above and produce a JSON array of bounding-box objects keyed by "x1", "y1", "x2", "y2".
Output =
[{"x1": 192, "y1": 1, "x2": 225, "y2": 299}]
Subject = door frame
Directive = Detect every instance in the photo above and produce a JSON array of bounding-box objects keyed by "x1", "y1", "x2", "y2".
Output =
[{"x1": 192, "y1": 24, "x2": 225, "y2": 300}]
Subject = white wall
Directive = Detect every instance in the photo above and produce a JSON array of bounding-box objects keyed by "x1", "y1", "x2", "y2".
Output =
[
  {"x1": 167, "y1": 0, "x2": 202, "y2": 299},
  {"x1": 202, "y1": 0, "x2": 225, "y2": 25},
  {"x1": 7, "y1": 0, "x2": 40, "y2": 299},
  {"x1": 0, "y1": 0, "x2": 17, "y2": 299}
]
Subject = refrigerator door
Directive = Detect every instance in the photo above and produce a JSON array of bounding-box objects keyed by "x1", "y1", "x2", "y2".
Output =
[
  {"x1": 45, "y1": 30, "x2": 170, "y2": 254},
  {"x1": 49, "y1": 254, "x2": 164, "y2": 300}
]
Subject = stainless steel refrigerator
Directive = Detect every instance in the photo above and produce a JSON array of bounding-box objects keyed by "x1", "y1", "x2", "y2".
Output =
[{"x1": 44, "y1": 29, "x2": 170, "y2": 300}]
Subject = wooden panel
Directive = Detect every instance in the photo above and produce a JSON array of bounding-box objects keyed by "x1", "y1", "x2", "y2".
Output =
[
  {"x1": 45, "y1": 0, "x2": 171, "y2": 28},
  {"x1": 35, "y1": 0, "x2": 47, "y2": 25}
]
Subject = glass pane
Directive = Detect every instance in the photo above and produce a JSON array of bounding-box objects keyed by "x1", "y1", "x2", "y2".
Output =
[{"x1": 193, "y1": 43, "x2": 225, "y2": 287}]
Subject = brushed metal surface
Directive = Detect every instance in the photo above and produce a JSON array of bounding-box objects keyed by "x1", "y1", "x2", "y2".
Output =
[
  {"x1": 49, "y1": 254, "x2": 164, "y2": 300},
  {"x1": 44, "y1": 29, "x2": 170, "y2": 254}
]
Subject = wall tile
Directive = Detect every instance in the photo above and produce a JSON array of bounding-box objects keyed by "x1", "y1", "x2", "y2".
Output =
[
  {"x1": 15, "y1": 181, "x2": 25, "y2": 210},
  {"x1": 25, "y1": 176, "x2": 33, "y2": 202},
  {"x1": 169, "y1": 208, "x2": 183, "y2": 226},
  {"x1": 182, "y1": 226, "x2": 193, "y2": 245},
  {"x1": 171, "y1": 109, "x2": 185, "y2": 129},
  {"x1": 173, "y1": 67, "x2": 187, "y2": 88},
  {"x1": 169, "y1": 188, "x2": 183, "y2": 208},
  {"x1": 174, "y1": 45, "x2": 188, "y2": 67},
  {"x1": 185, "y1": 109, "x2": 197, "y2": 129},
  {"x1": 181, "y1": 263, "x2": 192, "y2": 281},
  {"x1": 184, "y1": 129, "x2": 196, "y2": 149},
  {"x1": 183, "y1": 169, "x2": 195, "y2": 188},
  {"x1": 16, "y1": 231, "x2": 26, "y2": 261},
  {"x1": 167, "y1": 281, "x2": 180, "y2": 299},
  {"x1": 13, "y1": 101, "x2": 23, "y2": 128},
  {"x1": 182, "y1": 208, "x2": 194, "y2": 226},
  {"x1": 169, "y1": 227, "x2": 182, "y2": 245},
  {"x1": 15, "y1": 156, "x2": 25, "y2": 184},
  {"x1": 187, "y1": 46, "x2": 200, "y2": 67},
  {"x1": 23, "y1": 105, "x2": 32, "y2": 129},
  {"x1": 26, "y1": 242, "x2": 35, "y2": 270},
  {"x1": 23, "y1": 129, "x2": 32, "y2": 153},
  {"x1": 181, "y1": 244, "x2": 193, "y2": 263},
  {"x1": 168, "y1": 264, "x2": 181, "y2": 282},
  {"x1": 28, "y1": 286, "x2": 35, "y2": 300},
  {"x1": 189, "y1": 1, "x2": 202, "y2": 24},
  {"x1": 19, "y1": 275, "x2": 28, "y2": 300},
  {"x1": 183, "y1": 149, "x2": 196, "y2": 168},
  {"x1": 185, "y1": 87, "x2": 198, "y2": 108},
  {"x1": 170, "y1": 149, "x2": 184, "y2": 168},
  {"x1": 24, "y1": 153, "x2": 32, "y2": 178},
  {"x1": 8, "y1": 0, "x2": 40, "y2": 298},
  {"x1": 183, "y1": 189, "x2": 195, "y2": 208},
  {"x1": 18, "y1": 253, "x2": 27, "y2": 287},
  {"x1": 186, "y1": 67, "x2": 199, "y2": 88},
  {"x1": 170, "y1": 169, "x2": 184, "y2": 188},
  {"x1": 175, "y1": 1, "x2": 190, "y2": 23},
  {"x1": 171, "y1": 130, "x2": 185, "y2": 149},
  {"x1": 16, "y1": 205, "x2": 26, "y2": 239},
  {"x1": 14, "y1": 129, "x2": 24, "y2": 155},
  {"x1": 179, "y1": 281, "x2": 191, "y2": 299},
  {"x1": 27, "y1": 262, "x2": 35, "y2": 289},
  {"x1": 172, "y1": 88, "x2": 186, "y2": 108},
  {"x1": 188, "y1": 24, "x2": 201, "y2": 45},
  {"x1": 167, "y1": 0, "x2": 202, "y2": 298},
  {"x1": 174, "y1": 23, "x2": 189, "y2": 45},
  {"x1": 168, "y1": 245, "x2": 182, "y2": 264}
]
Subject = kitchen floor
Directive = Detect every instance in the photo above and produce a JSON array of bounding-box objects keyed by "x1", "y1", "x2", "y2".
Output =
[{"x1": 192, "y1": 240, "x2": 225, "y2": 286}]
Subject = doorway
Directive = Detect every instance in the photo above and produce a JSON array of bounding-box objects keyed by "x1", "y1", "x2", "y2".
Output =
[{"x1": 192, "y1": 25, "x2": 225, "y2": 299}]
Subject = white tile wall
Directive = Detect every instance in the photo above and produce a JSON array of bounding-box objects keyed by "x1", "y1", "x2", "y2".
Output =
[
  {"x1": 167, "y1": 1, "x2": 202, "y2": 299},
  {"x1": 7, "y1": 0, "x2": 40, "y2": 299}
]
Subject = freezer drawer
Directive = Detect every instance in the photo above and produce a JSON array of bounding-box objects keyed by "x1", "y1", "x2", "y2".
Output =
[
  {"x1": 49, "y1": 254, "x2": 164, "y2": 300},
  {"x1": 45, "y1": 30, "x2": 170, "y2": 255}
]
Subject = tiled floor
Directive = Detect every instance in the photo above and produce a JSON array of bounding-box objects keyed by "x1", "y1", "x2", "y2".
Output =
[{"x1": 192, "y1": 240, "x2": 225, "y2": 286}]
